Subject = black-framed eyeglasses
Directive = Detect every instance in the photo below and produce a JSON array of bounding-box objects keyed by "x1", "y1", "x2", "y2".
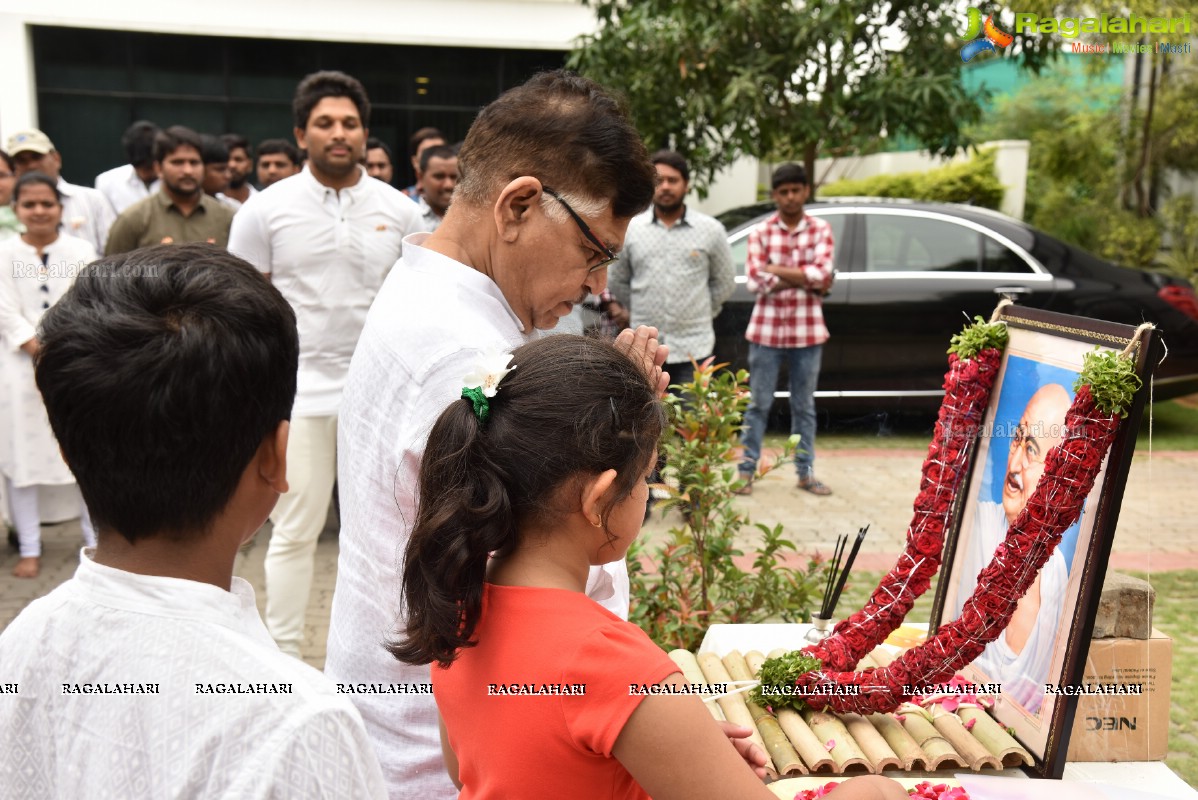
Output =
[{"x1": 542, "y1": 186, "x2": 618, "y2": 272}]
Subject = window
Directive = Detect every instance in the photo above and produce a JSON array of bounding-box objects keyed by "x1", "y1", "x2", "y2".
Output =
[
  {"x1": 728, "y1": 212, "x2": 847, "y2": 279},
  {"x1": 982, "y1": 236, "x2": 1035, "y2": 273},
  {"x1": 864, "y1": 215, "x2": 979, "y2": 272}
]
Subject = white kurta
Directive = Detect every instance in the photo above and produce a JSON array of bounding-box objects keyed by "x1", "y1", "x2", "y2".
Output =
[
  {"x1": 0, "y1": 234, "x2": 95, "y2": 487},
  {"x1": 326, "y1": 233, "x2": 629, "y2": 798},
  {"x1": 956, "y1": 500, "x2": 1067, "y2": 714},
  {"x1": 0, "y1": 550, "x2": 387, "y2": 799}
]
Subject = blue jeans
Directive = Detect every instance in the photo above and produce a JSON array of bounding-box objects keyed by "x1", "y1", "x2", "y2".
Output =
[{"x1": 739, "y1": 343, "x2": 822, "y2": 479}]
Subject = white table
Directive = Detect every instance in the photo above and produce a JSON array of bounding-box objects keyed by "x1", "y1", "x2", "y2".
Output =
[{"x1": 700, "y1": 624, "x2": 1197, "y2": 799}]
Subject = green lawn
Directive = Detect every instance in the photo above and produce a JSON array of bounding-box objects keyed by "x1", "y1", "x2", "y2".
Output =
[
  {"x1": 762, "y1": 398, "x2": 1198, "y2": 452},
  {"x1": 1127, "y1": 571, "x2": 1198, "y2": 786}
]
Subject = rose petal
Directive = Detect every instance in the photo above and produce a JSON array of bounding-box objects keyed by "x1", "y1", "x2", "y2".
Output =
[{"x1": 824, "y1": 738, "x2": 836, "y2": 751}]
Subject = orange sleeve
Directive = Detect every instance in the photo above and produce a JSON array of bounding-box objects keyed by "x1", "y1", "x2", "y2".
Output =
[{"x1": 559, "y1": 619, "x2": 680, "y2": 757}]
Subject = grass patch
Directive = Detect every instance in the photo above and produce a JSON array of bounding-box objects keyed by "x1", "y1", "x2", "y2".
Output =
[
  {"x1": 1139, "y1": 399, "x2": 1198, "y2": 451},
  {"x1": 1125, "y1": 571, "x2": 1198, "y2": 786}
]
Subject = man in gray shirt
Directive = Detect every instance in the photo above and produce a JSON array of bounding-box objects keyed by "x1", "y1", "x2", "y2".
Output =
[{"x1": 608, "y1": 150, "x2": 734, "y2": 387}]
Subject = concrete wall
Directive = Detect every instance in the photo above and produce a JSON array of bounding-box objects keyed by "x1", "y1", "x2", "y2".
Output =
[
  {"x1": 692, "y1": 140, "x2": 1031, "y2": 220},
  {"x1": 0, "y1": 0, "x2": 596, "y2": 132}
]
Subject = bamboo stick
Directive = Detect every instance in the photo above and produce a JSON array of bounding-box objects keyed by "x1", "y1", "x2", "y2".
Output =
[
  {"x1": 899, "y1": 710, "x2": 967, "y2": 770},
  {"x1": 842, "y1": 713, "x2": 903, "y2": 773},
  {"x1": 802, "y1": 709, "x2": 871, "y2": 773},
  {"x1": 668, "y1": 649, "x2": 725, "y2": 721},
  {"x1": 929, "y1": 706, "x2": 1001, "y2": 770},
  {"x1": 696, "y1": 651, "x2": 772, "y2": 772},
  {"x1": 723, "y1": 651, "x2": 806, "y2": 776},
  {"x1": 957, "y1": 707, "x2": 1035, "y2": 767},
  {"x1": 867, "y1": 647, "x2": 896, "y2": 668},
  {"x1": 867, "y1": 713, "x2": 930, "y2": 771}
]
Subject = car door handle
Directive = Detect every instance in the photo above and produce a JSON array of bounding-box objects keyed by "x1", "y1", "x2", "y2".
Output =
[{"x1": 993, "y1": 285, "x2": 1031, "y2": 296}]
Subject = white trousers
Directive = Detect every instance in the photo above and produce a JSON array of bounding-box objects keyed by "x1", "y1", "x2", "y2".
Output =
[
  {"x1": 5, "y1": 477, "x2": 96, "y2": 557},
  {"x1": 264, "y1": 414, "x2": 338, "y2": 657}
]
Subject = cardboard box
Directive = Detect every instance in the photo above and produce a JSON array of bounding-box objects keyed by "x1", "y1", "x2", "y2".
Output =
[{"x1": 1066, "y1": 628, "x2": 1171, "y2": 762}]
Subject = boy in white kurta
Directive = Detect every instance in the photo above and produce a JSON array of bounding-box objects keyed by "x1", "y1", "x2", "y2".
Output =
[{"x1": 0, "y1": 243, "x2": 385, "y2": 799}]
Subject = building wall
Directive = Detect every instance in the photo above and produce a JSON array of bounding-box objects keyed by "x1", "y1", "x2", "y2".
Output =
[{"x1": 0, "y1": 1, "x2": 592, "y2": 183}]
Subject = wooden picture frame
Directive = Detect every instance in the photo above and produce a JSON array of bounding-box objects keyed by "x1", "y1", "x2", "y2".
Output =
[{"x1": 929, "y1": 305, "x2": 1160, "y2": 779}]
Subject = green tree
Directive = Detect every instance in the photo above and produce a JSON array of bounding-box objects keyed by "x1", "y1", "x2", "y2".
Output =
[{"x1": 569, "y1": 0, "x2": 1055, "y2": 192}]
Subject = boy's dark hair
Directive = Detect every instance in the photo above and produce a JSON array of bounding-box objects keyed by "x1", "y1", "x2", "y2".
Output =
[
  {"x1": 153, "y1": 126, "x2": 203, "y2": 164},
  {"x1": 772, "y1": 162, "x2": 808, "y2": 189},
  {"x1": 455, "y1": 70, "x2": 655, "y2": 219},
  {"x1": 121, "y1": 121, "x2": 160, "y2": 168},
  {"x1": 13, "y1": 171, "x2": 61, "y2": 203},
  {"x1": 199, "y1": 134, "x2": 230, "y2": 165},
  {"x1": 651, "y1": 149, "x2": 689, "y2": 183},
  {"x1": 35, "y1": 244, "x2": 299, "y2": 544},
  {"x1": 366, "y1": 137, "x2": 393, "y2": 161},
  {"x1": 255, "y1": 138, "x2": 300, "y2": 165},
  {"x1": 221, "y1": 133, "x2": 251, "y2": 158},
  {"x1": 0, "y1": 148, "x2": 14, "y2": 172},
  {"x1": 418, "y1": 143, "x2": 457, "y2": 174},
  {"x1": 408, "y1": 126, "x2": 444, "y2": 158},
  {"x1": 392, "y1": 335, "x2": 664, "y2": 667},
  {"x1": 293, "y1": 70, "x2": 371, "y2": 130}
]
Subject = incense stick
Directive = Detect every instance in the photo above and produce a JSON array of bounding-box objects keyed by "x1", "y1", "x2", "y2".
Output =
[
  {"x1": 820, "y1": 533, "x2": 847, "y2": 620},
  {"x1": 826, "y1": 525, "x2": 869, "y2": 620}
]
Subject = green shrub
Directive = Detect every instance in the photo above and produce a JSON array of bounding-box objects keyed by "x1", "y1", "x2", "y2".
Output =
[
  {"x1": 819, "y1": 149, "x2": 1004, "y2": 210},
  {"x1": 629, "y1": 359, "x2": 828, "y2": 651}
]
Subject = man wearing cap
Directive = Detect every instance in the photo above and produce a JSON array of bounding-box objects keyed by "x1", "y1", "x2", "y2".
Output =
[{"x1": 7, "y1": 129, "x2": 116, "y2": 254}]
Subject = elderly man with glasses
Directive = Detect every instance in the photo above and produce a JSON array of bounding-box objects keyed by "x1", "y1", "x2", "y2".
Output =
[{"x1": 325, "y1": 70, "x2": 677, "y2": 798}]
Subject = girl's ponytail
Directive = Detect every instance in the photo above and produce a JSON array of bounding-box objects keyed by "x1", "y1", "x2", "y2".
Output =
[{"x1": 389, "y1": 397, "x2": 518, "y2": 666}]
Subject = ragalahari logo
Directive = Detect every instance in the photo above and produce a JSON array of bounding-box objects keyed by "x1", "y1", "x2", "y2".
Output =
[{"x1": 960, "y1": 7, "x2": 1015, "y2": 61}]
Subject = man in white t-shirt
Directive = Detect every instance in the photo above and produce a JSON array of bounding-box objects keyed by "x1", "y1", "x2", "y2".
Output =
[
  {"x1": 326, "y1": 70, "x2": 670, "y2": 797},
  {"x1": 0, "y1": 243, "x2": 385, "y2": 799},
  {"x1": 94, "y1": 120, "x2": 161, "y2": 214},
  {"x1": 229, "y1": 70, "x2": 422, "y2": 659}
]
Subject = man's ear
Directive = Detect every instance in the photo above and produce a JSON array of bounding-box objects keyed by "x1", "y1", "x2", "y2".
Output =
[
  {"x1": 293, "y1": 127, "x2": 308, "y2": 152},
  {"x1": 493, "y1": 176, "x2": 544, "y2": 244},
  {"x1": 258, "y1": 420, "x2": 289, "y2": 495},
  {"x1": 579, "y1": 469, "x2": 618, "y2": 528}
]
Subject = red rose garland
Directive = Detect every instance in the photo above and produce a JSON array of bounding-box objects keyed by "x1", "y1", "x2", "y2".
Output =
[
  {"x1": 793, "y1": 384, "x2": 1121, "y2": 714},
  {"x1": 806, "y1": 347, "x2": 1003, "y2": 673}
]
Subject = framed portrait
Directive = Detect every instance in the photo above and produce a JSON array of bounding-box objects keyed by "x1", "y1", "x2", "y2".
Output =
[{"x1": 929, "y1": 305, "x2": 1161, "y2": 779}]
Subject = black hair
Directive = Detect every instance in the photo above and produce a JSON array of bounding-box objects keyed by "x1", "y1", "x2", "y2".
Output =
[
  {"x1": 456, "y1": 70, "x2": 655, "y2": 220},
  {"x1": 198, "y1": 134, "x2": 230, "y2": 165},
  {"x1": 255, "y1": 138, "x2": 300, "y2": 165},
  {"x1": 418, "y1": 143, "x2": 457, "y2": 174},
  {"x1": 366, "y1": 137, "x2": 393, "y2": 162},
  {"x1": 408, "y1": 126, "x2": 445, "y2": 158},
  {"x1": 651, "y1": 149, "x2": 690, "y2": 183},
  {"x1": 34, "y1": 244, "x2": 299, "y2": 544},
  {"x1": 122, "y1": 121, "x2": 160, "y2": 168},
  {"x1": 221, "y1": 133, "x2": 251, "y2": 158},
  {"x1": 153, "y1": 126, "x2": 203, "y2": 163},
  {"x1": 0, "y1": 149, "x2": 13, "y2": 172},
  {"x1": 772, "y1": 162, "x2": 808, "y2": 189},
  {"x1": 293, "y1": 70, "x2": 371, "y2": 130},
  {"x1": 13, "y1": 171, "x2": 61, "y2": 203},
  {"x1": 391, "y1": 335, "x2": 665, "y2": 667}
]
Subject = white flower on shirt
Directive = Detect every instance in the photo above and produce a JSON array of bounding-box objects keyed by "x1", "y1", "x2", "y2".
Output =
[{"x1": 462, "y1": 348, "x2": 516, "y2": 397}]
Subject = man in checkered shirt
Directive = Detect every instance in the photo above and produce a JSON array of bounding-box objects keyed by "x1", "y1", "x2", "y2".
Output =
[{"x1": 737, "y1": 163, "x2": 835, "y2": 496}]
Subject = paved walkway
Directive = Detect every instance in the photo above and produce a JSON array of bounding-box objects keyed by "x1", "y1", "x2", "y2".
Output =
[{"x1": 2, "y1": 449, "x2": 1195, "y2": 669}]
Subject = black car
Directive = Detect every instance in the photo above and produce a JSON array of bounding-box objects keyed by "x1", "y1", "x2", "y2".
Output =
[{"x1": 713, "y1": 198, "x2": 1198, "y2": 410}]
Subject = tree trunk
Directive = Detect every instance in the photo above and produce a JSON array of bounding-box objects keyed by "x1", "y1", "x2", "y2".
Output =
[{"x1": 1132, "y1": 49, "x2": 1158, "y2": 218}]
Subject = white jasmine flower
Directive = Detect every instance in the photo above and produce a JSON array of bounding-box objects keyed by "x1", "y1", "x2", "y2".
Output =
[{"x1": 462, "y1": 349, "x2": 516, "y2": 397}]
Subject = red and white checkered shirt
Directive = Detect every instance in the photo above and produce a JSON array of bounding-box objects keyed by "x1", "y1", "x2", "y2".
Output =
[{"x1": 744, "y1": 212, "x2": 835, "y2": 348}]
